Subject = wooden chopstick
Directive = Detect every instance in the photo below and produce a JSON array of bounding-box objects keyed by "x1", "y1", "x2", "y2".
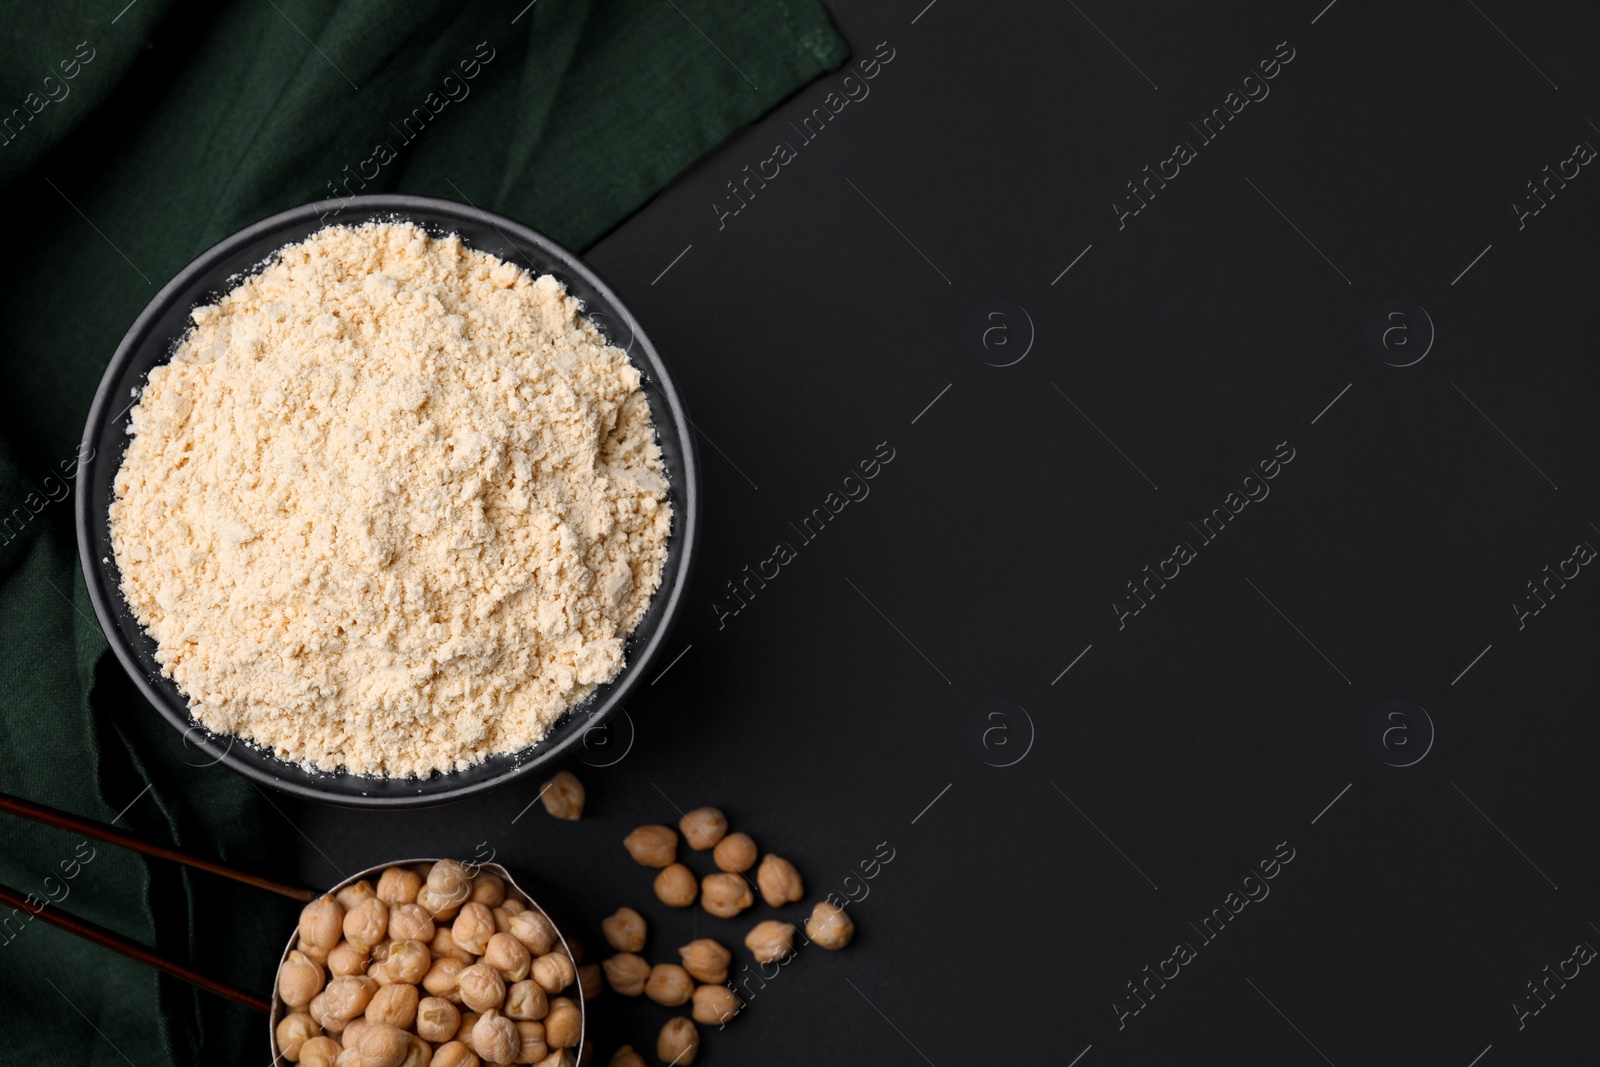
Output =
[
  {"x1": 0, "y1": 789, "x2": 316, "y2": 902},
  {"x1": 0, "y1": 881, "x2": 272, "y2": 1013}
]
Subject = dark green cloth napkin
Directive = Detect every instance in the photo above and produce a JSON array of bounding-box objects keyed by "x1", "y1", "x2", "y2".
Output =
[{"x1": 0, "y1": 1, "x2": 844, "y2": 1061}]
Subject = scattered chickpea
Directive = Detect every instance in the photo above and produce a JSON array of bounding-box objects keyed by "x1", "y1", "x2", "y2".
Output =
[
  {"x1": 545, "y1": 996, "x2": 582, "y2": 1048},
  {"x1": 280, "y1": 950, "x2": 327, "y2": 1008},
  {"x1": 699, "y1": 873, "x2": 753, "y2": 918},
  {"x1": 276, "y1": 1012, "x2": 322, "y2": 1061},
  {"x1": 384, "y1": 941, "x2": 433, "y2": 985},
  {"x1": 390, "y1": 903, "x2": 436, "y2": 943},
  {"x1": 377, "y1": 866, "x2": 424, "y2": 906},
  {"x1": 458, "y1": 962, "x2": 508, "y2": 1013},
  {"x1": 656, "y1": 1018, "x2": 699, "y2": 1066},
  {"x1": 417, "y1": 996, "x2": 462, "y2": 1043},
  {"x1": 600, "y1": 907, "x2": 646, "y2": 953},
  {"x1": 452, "y1": 902, "x2": 498, "y2": 956},
  {"x1": 755, "y1": 855, "x2": 804, "y2": 907},
  {"x1": 578, "y1": 962, "x2": 602, "y2": 1001},
  {"x1": 530, "y1": 951, "x2": 576, "y2": 995},
  {"x1": 360, "y1": 1023, "x2": 411, "y2": 1067},
  {"x1": 472, "y1": 1009, "x2": 521, "y2": 1065},
  {"x1": 504, "y1": 979, "x2": 549, "y2": 1021},
  {"x1": 423, "y1": 957, "x2": 468, "y2": 1004},
  {"x1": 367, "y1": 983, "x2": 420, "y2": 1030},
  {"x1": 804, "y1": 901, "x2": 854, "y2": 950},
  {"x1": 712, "y1": 832, "x2": 757, "y2": 873},
  {"x1": 743, "y1": 921, "x2": 795, "y2": 964},
  {"x1": 601, "y1": 954, "x2": 649, "y2": 996},
  {"x1": 336, "y1": 879, "x2": 377, "y2": 911},
  {"x1": 513, "y1": 1020, "x2": 548, "y2": 1063},
  {"x1": 691, "y1": 985, "x2": 741, "y2": 1027},
  {"x1": 654, "y1": 864, "x2": 698, "y2": 907},
  {"x1": 540, "y1": 771, "x2": 585, "y2": 820},
  {"x1": 484, "y1": 932, "x2": 532, "y2": 982},
  {"x1": 328, "y1": 941, "x2": 371, "y2": 977},
  {"x1": 300, "y1": 896, "x2": 345, "y2": 956},
  {"x1": 643, "y1": 963, "x2": 694, "y2": 1007},
  {"x1": 679, "y1": 808, "x2": 727, "y2": 852},
  {"x1": 607, "y1": 1047, "x2": 646, "y2": 1067},
  {"x1": 622, "y1": 825, "x2": 678, "y2": 868},
  {"x1": 471, "y1": 872, "x2": 507, "y2": 908},
  {"x1": 508, "y1": 911, "x2": 558, "y2": 956},
  {"x1": 677, "y1": 940, "x2": 731, "y2": 985},
  {"x1": 431, "y1": 1041, "x2": 481, "y2": 1067},
  {"x1": 299, "y1": 1035, "x2": 343, "y2": 1067}
]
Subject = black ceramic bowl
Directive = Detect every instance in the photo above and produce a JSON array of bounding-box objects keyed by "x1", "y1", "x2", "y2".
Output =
[{"x1": 75, "y1": 195, "x2": 699, "y2": 808}]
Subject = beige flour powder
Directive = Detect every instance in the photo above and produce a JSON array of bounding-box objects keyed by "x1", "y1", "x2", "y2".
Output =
[{"x1": 109, "y1": 222, "x2": 672, "y2": 777}]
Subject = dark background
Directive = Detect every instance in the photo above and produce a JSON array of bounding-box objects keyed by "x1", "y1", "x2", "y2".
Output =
[{"x1": 279, "y1": 0, "x2": 1600, "y2": 1062}]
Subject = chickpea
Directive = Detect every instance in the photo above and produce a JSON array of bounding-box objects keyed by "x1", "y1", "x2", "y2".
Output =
[
  {"x1": 530, "y1": 951, "x2": 576, "y2": 995},
  {"x1": 453, "y1": 902, "x2": 497, "y2": 956},
  {"x1": 431, "y1": 1041, "x2": 481, "y2": 1067},
  {"x1": 655, "y1": 1018, "x2": 698, "y2": 1066},
  {"x1": 643, "y1": 964, "x2": 693, "y2": 1007},
  {"x1": 500, "y1": 896, "x2": 527, "y2": 916},
  {"x1": 390, "y1": 902, "x2": 436, "y2": 943},
  {"x1": 418, "y1": 885, "x2": 463, "y2": 922},
  {"x1": 743, "y1": 921, "x2": 795, "y2": 964},
  {"x1": 677, "y1": 940, "x2": 730, "y2": 985},
  {"x1": 545, "y1": 997, "x2": 581, "y2": 1049},
  {"x1": 328, "y1": 941, "x2": 370, "y2": 977},
  {"x1": 309, "y1": 993, "x2": 341, "y2": 1036},
  {"x1": 472, "y1": 872, "x2": 507, "y2": 908},
  {"x1": 280, "y1": 950, "x2": 327, "y2": 1008},
  {"x1": 427, "y1": 860, "x2": 475, "y2": 908},
  {"x1": 601, "y1": 954, "x2": 649, "y2": 996},
  {"x1": 653, "y1": 864, "x2": 697, "y2": 907},
  {"x1": 472, "y1": 1009, "x2": 521, "y2": 1065},
  {"x1": 344, "y1": 897, "x2": 390, "y2": 953},
  {"x1": 508, "y1": 910, "x2": 557, "y2": 956},
  {"x1": 691, "y1": 985, "x2": 741, "y2": 1027},
  {"x1": 377, "y1": 866, "x2": 423, "y2": 906},
  {"x1": 459, "y1": 962, "x2": 508, "y2": 1013},
  {"x1": 540, "y1": 771, "x2": 585, "y2": 820},
  {"x1": 607, "y1": 1048, "x2": 645, "y2": 1067},
  {"x1": 712, "y1": 832, "x2": 757, "y2": 873},
  {"x1": 300, "y1": 1035, "x2": 343, "y2": 1067},
  {"x1": 804, "y1": 900, "x2": 854, "y2": 950},
  {"x1": 418, "y1": 996, "x2": 463, "y2": 1042},
  {"x1": 384, "y1": 940, "x2": 432, "y2": 985},
  {"x1": 756, "y1": 855, "x2": 804, "y2": 907},
  {"x1": 578, "y1": 963, "x2": 602, "y2": 1001},
  {"x1": 300, "y1": 895, "x2": 345, "y2": 955},
  {"x1": 366, "y1": 983, "x2": 419, "y2": 1030},
  {"x1": 402, "y1": 1034, "x2": 433, "y2": 1067},
  {"x1": 335, "y1": 1049, "x2": 362, "y2": 1067},
  {"x1": 324, "y1": 975, "x2": 379, "y2": 1021},
  {"x1": 504, "y1": 979, "x2": 549, "y2": 1021},
  {"x1": 337, "y1": 879, "x2": 377, "y2": 910},
  {"x1": 359, "y1": 1023, "x2": 410, "y2": 1067},
  {"x1": 678, "y1": 808, "x2": 727, "y2": 852},
  {"x1": 457, "y1": 1011, "x2": 482, "y2": 1042},
  {"x1": 424, "y1": 956, "x2": 468, "y2": 1003},
  {"x1": 492, "y1": 907, "x2": 516, "y2": 935},
  {"x1": 600, "y1": 907, "x2": 646, "y2": 953},
  {"x1": 699, "y1": 873, "x2": 753, "y2": 918},
  {"x1": 341, "y1": 1018, "x2": 370, "y2": 1050},
  {"x1": 276, "y1": 1012, "x2": 322, "y2": 1061},
  {"x1": 622, "y1": 825, "x2": 677, "y2": 868},
  {"x1": 535, "y1": 1051, "x2": 575, "y2": 1067},
  {"x1": 513, "y1": 1021, "x2": 548, "y2": 1064},
  {"x1": 484, "y1": 932, "x2": 532, "y2": 982},
  {"x1": 433, "y1": 926, "x2": 477, "y2": 964}
]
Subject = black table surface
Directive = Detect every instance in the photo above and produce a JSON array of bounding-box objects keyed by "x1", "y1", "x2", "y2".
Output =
[{"x1": 287, "y1": 1, "x2": 1600, "y2": 1062}]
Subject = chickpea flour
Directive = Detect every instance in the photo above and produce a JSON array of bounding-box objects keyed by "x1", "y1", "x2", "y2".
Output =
[{"x1": 110, "y1": 222, "x2": 671, "y2": 776}]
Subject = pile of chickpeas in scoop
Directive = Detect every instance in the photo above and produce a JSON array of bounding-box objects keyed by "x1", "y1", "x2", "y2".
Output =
[{"x1": 275, "y1": 859, "x2": 582, "y2": 1067}]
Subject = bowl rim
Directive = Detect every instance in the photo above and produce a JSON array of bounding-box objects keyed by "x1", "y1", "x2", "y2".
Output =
[{"x1": 74, "y1": 194, "x2": 700, "y2": 808}]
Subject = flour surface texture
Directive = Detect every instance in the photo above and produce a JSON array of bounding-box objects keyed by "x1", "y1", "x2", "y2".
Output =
[{"x1": 110, "y1": 222, "x2": 672, "y2": 777}]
